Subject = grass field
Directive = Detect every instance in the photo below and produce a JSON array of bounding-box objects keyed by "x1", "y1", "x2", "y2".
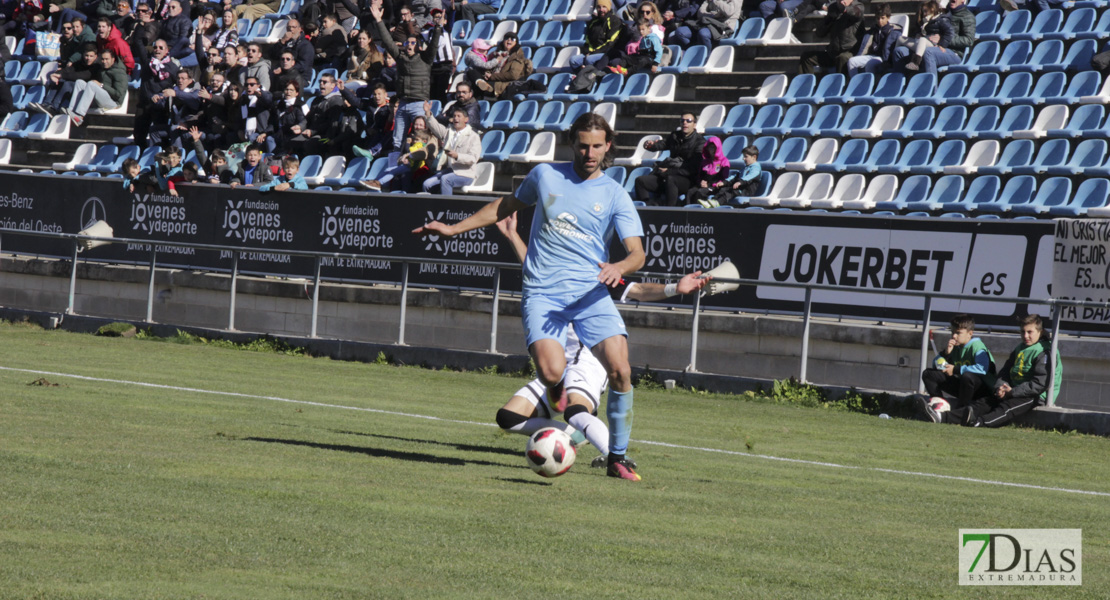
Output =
[{"x1": 1, "y1": 320, "x2": 1107, "y2": 599}]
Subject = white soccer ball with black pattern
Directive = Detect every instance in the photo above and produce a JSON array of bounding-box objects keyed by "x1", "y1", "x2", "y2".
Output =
[
  {"x1": 929, "y1": 397, "x2": 951, "y2": 413},
  {"x1": 525, "y1": 428, "x2": 577, "y2": 478}
]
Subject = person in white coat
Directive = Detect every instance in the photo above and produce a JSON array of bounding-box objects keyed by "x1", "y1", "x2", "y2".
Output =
[{"x1": 422, "y1": 102, "x2": 481, "y2": 195}]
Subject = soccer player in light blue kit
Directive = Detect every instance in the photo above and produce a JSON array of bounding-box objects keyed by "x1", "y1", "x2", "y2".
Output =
[{"x1": 413, "y1": 113, "x2": 646, "y2": 481}]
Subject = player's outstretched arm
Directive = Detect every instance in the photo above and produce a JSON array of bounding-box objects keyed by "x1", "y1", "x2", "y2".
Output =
[
  {"x1": 597, "y1": 236, "x2": 645, "y2": 287},
  {"x1": 624, "y1": 271, "x2": 708, "y2": 302},
  {"x1": 412, "y1": 195, "x2": 527, "y2": 238}
]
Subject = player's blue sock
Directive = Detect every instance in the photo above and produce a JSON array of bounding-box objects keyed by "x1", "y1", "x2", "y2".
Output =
[{"x1": 606, "y1": 387, "x2": 634, "y2": 456}]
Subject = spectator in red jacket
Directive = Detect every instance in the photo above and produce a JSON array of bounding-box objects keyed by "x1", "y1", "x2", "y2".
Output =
[{"x1": 96, "y1": 17, "x2": 135, "y2": 74}]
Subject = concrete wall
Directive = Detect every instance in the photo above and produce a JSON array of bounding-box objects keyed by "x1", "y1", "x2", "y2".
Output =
[{"x1": 3, "y1": 255, "x2": 1109, "y2": 412}]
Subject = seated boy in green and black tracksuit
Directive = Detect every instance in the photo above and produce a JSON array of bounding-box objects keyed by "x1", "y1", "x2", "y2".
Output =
[
  {"x1": 943, "y1": 314, "x2": 1062, "y2": 428},
  {"x1": 921, "y1": 314, "x2": 996, "y2": 412}
]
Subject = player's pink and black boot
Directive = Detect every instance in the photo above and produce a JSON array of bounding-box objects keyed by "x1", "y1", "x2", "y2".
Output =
[{"x1": 607, "y1": 454, "x2": 641, "y2": 481}]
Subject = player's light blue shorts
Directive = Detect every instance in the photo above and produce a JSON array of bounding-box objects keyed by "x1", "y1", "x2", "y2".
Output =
[{"x1": 522, "y1": 285, "x2": 627, "y2": 350}]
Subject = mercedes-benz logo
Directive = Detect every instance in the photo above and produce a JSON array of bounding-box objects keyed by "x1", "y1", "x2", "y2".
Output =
[{"x1": 80, "y1": 197, "x2": 107, "y2": 231}]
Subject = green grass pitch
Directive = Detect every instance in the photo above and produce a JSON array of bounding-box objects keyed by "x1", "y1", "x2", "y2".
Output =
[{"x1": 0, "y1": 321, "x2": 1107, "y2": 599}]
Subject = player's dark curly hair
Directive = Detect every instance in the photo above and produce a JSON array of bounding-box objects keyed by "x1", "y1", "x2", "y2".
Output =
[{"x1": 567, "y1": 112, "x2": 615, "y2": 170}]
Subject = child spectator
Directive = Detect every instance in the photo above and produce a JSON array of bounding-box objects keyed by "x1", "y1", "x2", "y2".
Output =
[
  {"x1": 259, "y1": 156, "x2": 309, "y2": 191},
  {"x1": 918, "y1": 313, "x2": 997, "y2": 420},
  {"x1": 847, "y1": 3, "x2": 902, "y2": 76},
  {"x1": 229, "y1": 144, "x2": 273, "y2": 188},
  {"x1": 687, "y1": 137, "x2": 731, "y2": 208},
  {"x1": 716, "y1": 144, "x2": 763, "y2": 205},
  {"x1": 359, "y1": 128, "x2": 438, "y2": 192},
  {"x1": 610, "y1": 19, "x2": 662, "y2": 75},
  {"x1": 120, "y1": 157, "x2": 141, "y2": 192},
  {"x1": 927, "y1": 315, "x2": 1062, "y2": 427},
  {"x1": 205, "y1": 149, "x2": 231, "y2": 184}
]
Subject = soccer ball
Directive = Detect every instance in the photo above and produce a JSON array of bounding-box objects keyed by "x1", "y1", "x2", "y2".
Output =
[
  {"x1": 929, "y1": 397, "x2": 951, "y2": 413},
  {"x1": 525, "y1": 428, "x2": 577, "y2": 478}
]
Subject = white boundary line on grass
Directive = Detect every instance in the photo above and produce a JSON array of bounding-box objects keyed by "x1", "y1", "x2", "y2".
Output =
[{"x1": 6, "y1": 365, "x2": 1110, "y2": 499}]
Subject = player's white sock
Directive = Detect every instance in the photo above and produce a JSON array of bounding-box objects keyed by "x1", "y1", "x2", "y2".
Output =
[{"x1": 566, "y1": 407, "x2": 609, "y2": 456}]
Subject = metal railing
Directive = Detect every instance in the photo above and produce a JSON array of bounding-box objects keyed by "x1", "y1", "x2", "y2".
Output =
[{"x1": 4, "y1": 227, "x2": 1109, "y2": 406}]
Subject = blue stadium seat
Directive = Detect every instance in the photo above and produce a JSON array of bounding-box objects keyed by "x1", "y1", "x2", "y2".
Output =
[
  {"x1": 881, "y1": 105, "x2": 933, "y2": 139},
  {"x1": 480, "y1": 130, "x2": 505, "y2": 160},
  {"x1": 99, "y1": 145, "x2": 141, "y2": 174},
  {"x1": 979, "y1": 176, "x2": 1035, "y2": 213},
  {"x1": 545, "y1": 101, "x2": 589, "y2": 132},
  {"x1": 706, "y1": 105, "x2": 754, "y2": 136},
  {"x1": 721, "y1": 135, "x2": 750, "y2": 163},
  {"x1": 9, "y1": 84, "x2": 24, "y2": 109},
  {"x1": 505, "y1": 100, "x2": 540, "y2": 129},
  {"x1": 858, "y1": 72, "x2": 904, "y2": 105},
  {"x1": 798, "y1": 73, "x2": 845, "y2": 104},
  {"x1": 1010, "y1": 177, "x2": 1071, "y2": 215},
  {"x1": 15, "y1": 61, "x2": 40, "y2": 86},
  {"x1": 763, "y1": 137, "x2": 806, "y2": 170},
  {"x1": 982, "y1": 40, "x2": 1034, "y2": 73},
  {"x1": 977, "y1": 105, "x2": 1034, "y2": 140},
  {"x1": 733, "y1": 104, "x2": 783, "y2": 137},
  {"x1": 530, "y1": 73, "x2": 572, "y2": 101},
  {"x1": 820, "y1": 105, "x2": 871, "y2": 137},
  {"x1": 941, "y1": 175, "x2": 1001, "y2": 213},
  {"x1": 614, "y1": 73, "x2": 649, "y2": 102},
  {"x1": 462, "y1": 21, "x2": 494, "y2": 46},
  {"x1": 2, "y1": 61, "x2": 18, "y2": 80},
  {"x1": 918, "y1": 73, "x2": 966, "y2": 105},
  {"x1": 558, "y1": 21, "x2": 586, "y2": 46},
  {"x1": 297, "y1": 155, "x2": 323, "y2": 180},
  {"x1": 624, "y1": 167, "x2": 652, "y2": 194},
  {"x1": 946, "y1": 41, "x2": 1001, "y2": 74},
  {"x1": 878, "y1": 139, "x2": 932, "y2": 174},
  {"x1": 762, "y1": 104, "x2": 812, "y2": 136},
  {"x1": 12, "y1": 112, "x2": 49, "y2": 138},
  {"x1": 844, "y1": 139, "x2": 899, "y2": 174},
  {"x1": 918, "y1": 105, "x2": 967, "y2": 139},
  {"x1": 722, "y1": 18, "x2": 765, "y2": 46},
  {"x1": 977, "y1": 139, "x2": 1035, "y2": 175},
  {"x1": 533, "y1": 21, "x2": 564, "y2": 48},
  {"x1": 950, "y1": 72, "x2": 999, "y2": 106},
  {"x1": 76, "y1": 145, "x2": 118, "y2": 172},
  {"x1": 976, "y1": 11, "x2": 1000, "y2": 38},
  {"x1": 480, "y1": 0, "x2": 520, "y2": 21},
  {"x1": 874, "y1": 174, "x2": 931, "y2": 211},
  {"x1": 905, "y1": 175, "x2": 966, "y2": 212},
  {"x1": 826, "y1": 73, "x2": 874, "y2": 104},
  {"x1": 1049, "y1": 178, "x2": 1110, "y2": 217},
  {"x1": 767, "y1": 74, "x2": 816, "y2": 105},
  {"x1": 750, "y1": 136, "x2": 779, "y2": 169},
  {"x1": 530, "y1": 46, "x2": 557, "y2": 72},
  {"x1": 516, "y1": 20, "x2": 541, "y2": 47},
  {"x1": 583, "y1": 73, "x2": 624, "y2": 102},
  {"x1": 1047, "y1": 103, "x2": 1104, "y2": 138},
  {"x1": 980, "y1": 9, "x2": 1030, "y2": 42},
  {"x1": 324, "y1": 157, "x2": 371, "y2": 187},
  {"x1": 482, "y1": 100, "x2": 513, "y2": 129},
  {"x1": 531, "y1": 101, "x2": 564, "y2": 131},
  {"x1": 1011, "y1": 138, "x2": 1069, "y2": 175},
  {"x1": 1074, "y1": 9, "x2": 1110, "y2": 41},
  {"x1": 242, "y1": 18, "x2": 273, "y2": 43},
  {"x1": 604, "y1": 166, "x2": 627, "y2": 187},
  {"x1": 1013, "y1": 9, "x2": 1063, "y2": 42},
  {"x1": 516, "y1": 0, "x2": 549, "y2": 21},
  {"x1": 791, "y1": 105, "x2": 840, "y2": 137},
  {"x1": 662, "y1": 44, "x2": 707, "y2": 74},
  {"x1": 1045, "y1": 39, "x2": 1098, "y2": 72},
  {"x1": 896, "y1": 73, "x2": 936, "y2": 105},
  {"x1": 542, "y1": 0, "x2": 570, "y2": 19},
  {"x1": 815, "y1": 138, "x2": 868, "y2": 173},
  {"x1": 948, "y1": 105, "x2": 999, "y2": 139},
  {"x1": 495, "y1": 131, "x2": 531, "y2": 162},
  {"x1": 909, "y1": 139, "x2": 965, "y2": 175}
]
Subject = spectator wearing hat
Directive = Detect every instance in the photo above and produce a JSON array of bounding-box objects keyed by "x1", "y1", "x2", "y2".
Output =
[{"x1": 477, "y1": 32, "x2": 534, "y2": 99}]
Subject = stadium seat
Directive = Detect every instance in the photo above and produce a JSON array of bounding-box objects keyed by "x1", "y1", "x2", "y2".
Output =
[
  {"x1": 841, "y1": 174, "x2": 899, "y2": 210},
  {"x1": 826, "y1": 73, "x2": 875, "y2": 104},
  {"x1": 720, "y1": 135, "x2": 751, "y2": 164},
  {"x1": 505, "y1": 100, "x2": 540, "y2": 129},
  {"x1": 530, "y1": 101, "x2": 564, "y2": 131},
  {"x1": 588, "y1": 73, "x2": 626, "y2": 102},
  {"x1": 977, "y1": 105, "x2": 1033, "y2": 140},
  {"x1": 790, "y1": 105, "x2": 840, "y2": 137},
  {"x1": 1015, "y1": 9, "x2": 1064, "y2": 42},
  {"x1": 733, "y1": 104, "x2": 783, "y2": 137},
  {"x1": 482, "y1": 100, "x2": 513, "y2": 129},
  {"x1": 767, "y1": 74, "x2": 815, "y2": 106},
  {"x1": 982, "y1": 40, "x2": 1033, "y2": 73},
  {"x1": 614, "y1": 134, "x2": 663, "y2": 167},
  {"x1": 547, "y1": 0, "x2": 580, "y2": 20},
  {"x1": 944, "y1": 139, "x2": 1000, "y2": 175},
  {"x1": 820, "y1": 105, "x2": 872, "y2": 137},
  {"x1": 629, "y1": 73, "x2": 676, "y2": 103},
  {"x1": 843, "y1": 139, "x2": 899, "y2": 174},
  {"x1": 1044, "y1": 39, "x2": 1097, "y2": 72},
  {"x1": 690, "y1": 45, "x2": 735, "y2": 74},
  {"x1": 15, "y1": 61, "x2": 40, "y2": 86},
  {"x1": 556, "y1": 21, "x2": 585, "y2": 46},
  {"x1": 729, "y1": 171, "x2": 773, "y2": 205},
  {"x1": 850, "y1": 105, "x2": 903, "y2": 138},
  {"x1": 895, "y1": 73, "x2": 936, "y2": 105},
  {"x1": 873, "y1": 175, "x2": 931, "y2": 212},
  {"x1": 750, "y1": 136, "x2": 778, "y2": 168},
  {"x1": 1074, "y1": 8, "x2": 1110, "y2": 41},
  {"x1": 1053, "y1": 178, "x2": 1110, "y2": 216},
  {"x1": 949, "y1": 72, "x2": 999, "y2": 106},
  {"x1": 947, "y1": 105, "x2": 1000, "y2": 140},
  {"x1": 623, "y1": 166, "x2": 651, "y2": 194},
  {"x1": 811, "y1": 174, "x2": 866, "y2": 209},
  {"x1": 977, "y1": 139, "x2": 1035, "y2": 176},
  {"x1": 748, "y1": 172, "x2": 803, "y2": 207},
  {"x1": 604, "y1": 166, "x2": 627, "y2": 187},
  {"x1": 98, "y1": 145, "x2": 140, "y2": 174},
  {"x1": 0, "y1": 111, "x2": 28, "y2": 137},
  {"x1": 480, "y1": 130, "x2": 505, "y2": 160},
  {"x1": 722, "y1": 17, "x2": 765, "y2": 46},
  {"x1": 296, "y1": 155, "x2": 323, "y2": 181},
  {"x1": 1048, "y1": 139, "x2": 1109, "y2": 176},
  {"x1": 738, "y1": 74, "x2": 788, "y2": 105},
  {"x1": 1013, "y1": 105, "x2": 1068, "y2": 139},
  {"x1": 747, "y1": 17, "x2": 798, "y2": 46},
  {"x1": 696, "y1": 104, "x2": 727, "y2": 134},
  {"x1": 976, "y1": 11, "x2": 1000, "y2": 38},
  {"x1": 614, "y1": 73, "x2": 650, "y2": 102},
  {"x1": 1047, "y1": 104, "x2": 1104, "y2": 138},
  {"x1": 946, "y1": 41, "x2": 1001, "y2": 74},
  {"x1": 1043, "y1": 71, "x2": 1101, "y2": 105},
  {"x1": 763, "y1": 137, "x2": 806, "y2": 170},
  {"x1": 459, "y1": 162, "x2": 495, "y2": 194},
  {"x1": 814, "y1": 138, "x2": 868, "y2": 173},
  {"x1": 918, "y1": 73, "x2": 967, "y2": 106},
  {"x1": 530, "y1": 46, "x2": 556, "y2": 71},
  {"x1": 981, "y1": 10, "x2": 1031, "y2": 42},
  {"x1": 858, "y1": 72, "x2": 905, "y2": 105},
  {"x1": 908, "y1": 139, "x2": 966, "y2": 175},
  {"x1": 1009, "y1": 177, "x2": 1071, "y2": 215},
  {"x1": 917, "y1": 105, "x2": 967, "y2": 140},
  {"x1": 762, "y1": 104, "x2": 812, "y2": 137},
  {"x1": 798, "y1": 73, "x2": 846, "y2": 104},
  {"x1": 978, "y1": 176, "x2": 1036, "y2": 214},
  {"x1": 593, "y1": 102, "x2": 617, "y2": 129},
  {"x1": 941, "y1": 175, "x2": 1001, "y2": 213},
  {"x1": 75, "y1": 145, "x2": 117, "y2": 172},
  {"x1": 508, "y1": 131, "x2": 556, "y2": 162},
  {"x1": 1011, "y1": 139, "x2": 1070, "y2": 175},
  {"x1": 0, "y1": 138, "x2": 9, "y2": 165},
  {"x1": 544, "y1": 101, "x2": 589, "y2": 132},
  {"x1": 324, "y1": 157, "x2": 370, "y2": 187},
  {"x1": 784, "y1": 137, "x2": 837, "y2": 171},
  {"x1": 777, "y1": 173, "x2": 835, "y2": 209},
  {"x1": 706, "y1": 105, "x2": 754, "y2": 136},
  {"x1": 533, "y1": 21, "x2": 565, "y2": 48},
  {"x1": 904, "y1": 175, "x2": 966, "y2": 212},
  {"x1": 31, "y1": 114, "x2": 70, "y2": 141},
  {"x1": 662, "y1": 44, "x2": 706, "y2": 74},
  {"x1": 876, "y1": 139, "x2": 932, "y2": 174}
]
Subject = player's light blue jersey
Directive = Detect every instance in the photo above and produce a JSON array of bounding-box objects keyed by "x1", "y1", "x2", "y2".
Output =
[{"x1": 515, "y1": 163, "x2": 644, "y2": 297}]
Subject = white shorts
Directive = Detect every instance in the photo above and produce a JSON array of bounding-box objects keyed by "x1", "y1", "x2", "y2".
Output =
[{"x1": 512, "y1": 326, "x2": 608, "y2": 416}]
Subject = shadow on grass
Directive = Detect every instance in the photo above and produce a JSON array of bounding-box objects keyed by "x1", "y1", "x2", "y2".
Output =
[
  {"x1": 494, "y1": 477, "x2": 551, "y2": 486},
  {"x1": 244, "y1": 436, "x2": 515, "y2": 468},
  {"x1": 331, "y1": 430, "x2": 520, "y2": 458}
]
